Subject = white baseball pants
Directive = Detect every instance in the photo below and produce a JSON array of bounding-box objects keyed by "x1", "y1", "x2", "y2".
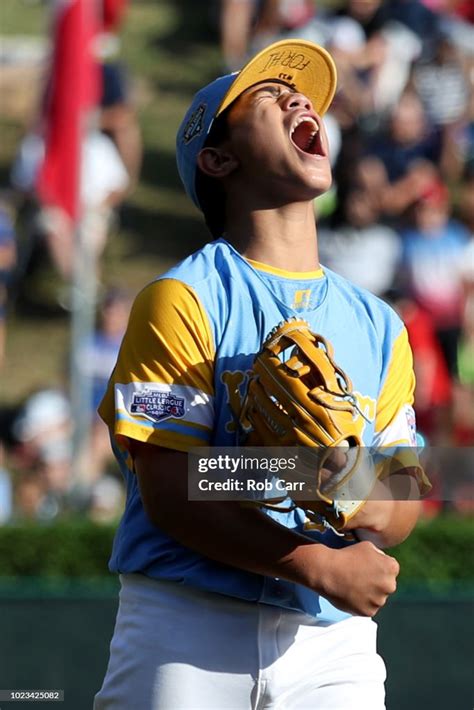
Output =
[{"x1": 94, "y1": 573, "x2": 386, "y2": 710}]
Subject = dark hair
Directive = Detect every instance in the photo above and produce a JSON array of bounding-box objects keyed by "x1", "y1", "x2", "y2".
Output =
[{"x1": 195, "y1": 109, "x2": 231, "y2": 238}]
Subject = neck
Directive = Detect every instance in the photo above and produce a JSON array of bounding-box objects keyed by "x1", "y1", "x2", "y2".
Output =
[{"x1": 224, "y1": 200, "x2": 319, "y2": 272}]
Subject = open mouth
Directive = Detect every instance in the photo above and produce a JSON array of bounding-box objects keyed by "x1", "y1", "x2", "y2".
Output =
[{"x1": 290, "y1": 117, "x2": 323, "y2": 156}]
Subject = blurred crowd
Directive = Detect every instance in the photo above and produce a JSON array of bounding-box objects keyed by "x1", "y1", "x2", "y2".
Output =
[
  {"x1": 0, "y1": 0, "x2": 139, "y2": 523},
  {"x1": 0, "y1": 0, "x2": 473, "y2": 523},
  {"x1": 0, "y1": 287, "x2": 133, "y2": 524}
]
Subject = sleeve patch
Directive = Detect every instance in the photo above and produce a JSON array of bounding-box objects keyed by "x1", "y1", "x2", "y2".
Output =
[
  {"x1": 115, "y1": 382, "x2": 214, "y2": 429},
  {"x1": 373, "y1": 404, "x2": 417, "y2": 448}
]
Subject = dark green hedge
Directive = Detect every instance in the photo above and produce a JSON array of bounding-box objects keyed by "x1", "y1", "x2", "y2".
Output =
[
  {"x1": 390, "y1": 514, "x2": 474, "y2": 587},
  {"x1": 0, "y1": 515, "x2": 472, "y2": 583},
  {"x1": 0, "y1": 519, "x2": 115, "y2": 577}
]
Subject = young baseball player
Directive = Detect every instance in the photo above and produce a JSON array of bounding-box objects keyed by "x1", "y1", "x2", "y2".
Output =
[{"x1": 94, "y1": 39, "x2": 427, "y2": 709}]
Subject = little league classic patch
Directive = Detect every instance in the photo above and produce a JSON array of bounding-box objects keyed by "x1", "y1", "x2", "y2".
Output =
[
  {"x1": 130, "y1": 390, "x2": 186, "y2": 423},
  {"x1": 406, "y1": 405, "x2": 418, "y2": 447}
]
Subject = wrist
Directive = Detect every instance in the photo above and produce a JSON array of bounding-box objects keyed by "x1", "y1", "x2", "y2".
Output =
[
  {"x1": 343, "y1": 499, "x2": 395, "y2": 534},
  {"x1": 291, "y1": 542, "x2": 338, "y2": 595}
]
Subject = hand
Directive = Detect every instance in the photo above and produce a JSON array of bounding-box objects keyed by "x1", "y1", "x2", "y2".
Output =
[
  {"x1": 343, "y1": 473, "x2": 423, "y2": 547},
  {"x1": 342, "y1": 498, "x2": 395, "y2": 534},
  {"x1": 344, "y1": 499, "x2": 397, "y2": 549},
  {"x1": 318, "y1": 447, "x2": 349, "y2": 487},
  {"x1": 316, "y1": 541, "x2": 400, "y2": 617}
]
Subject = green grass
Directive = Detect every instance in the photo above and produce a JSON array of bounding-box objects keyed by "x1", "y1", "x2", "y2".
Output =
[{"x1": 1, "y1": 0, "x2": 223, "y2": 403}]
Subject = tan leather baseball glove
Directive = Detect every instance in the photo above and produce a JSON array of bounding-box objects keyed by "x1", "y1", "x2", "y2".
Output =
[{"x1": 239, "y1": 318, "x2": 376, "y2": 532}]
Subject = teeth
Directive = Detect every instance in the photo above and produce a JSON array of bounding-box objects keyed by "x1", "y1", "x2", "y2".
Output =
[{"x1": 290, "y1": 116, "x2": 319, "y2": 138}]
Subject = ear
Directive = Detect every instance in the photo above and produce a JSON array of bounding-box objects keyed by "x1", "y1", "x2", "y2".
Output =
[{"x1": 197, "y1": 146, "x2": 239, "y2": 179}]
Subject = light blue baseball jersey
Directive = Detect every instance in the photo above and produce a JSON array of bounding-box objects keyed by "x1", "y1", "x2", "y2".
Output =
[{"x1": 99, "y1": 238, "x2": 422, "y2": 622}]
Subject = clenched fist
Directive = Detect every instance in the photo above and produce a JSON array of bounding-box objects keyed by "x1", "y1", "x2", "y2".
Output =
[{"x1": 315, "y1": 541, "x2": 400, "y2": 617}]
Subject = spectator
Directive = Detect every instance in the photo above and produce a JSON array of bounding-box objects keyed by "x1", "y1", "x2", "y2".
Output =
[
  {"x1": 361, "y1": 90, "x2": 442, "y2": 218},
  {"x1": 9, "y1": 376, "x2": 128, "y2": 521},
  {"x1": 399, "y1": 179, "x2": 470, "y2": 375},
  {"x1": 11, "y1": 128, "x2": 129, "y2": 284},
  {"x1": 390, "y1": 292, "x2": 453, "y2": 442},
  {"x1": 386, "y1": 0, "x2": 441, "y2": 58},
  {"x1": 88, "y1": 474, "x2": 125, "y2": 523},
  {"x1": 13, "y1": 470, "x2": 49, "y2": 521},
  {"x1": 9, "y1": 0, "x2": 136, "y2": 294},
  {"x1": 98, "y1": 0, "x2": 143, "y2": 188},
  {"x1": 319, "y1": 188, "x2": 401, "y2": 296},
  {"x1": 325, "y1": 0, "x2": 422, "y2": 119},
  {"x1": 219, "y1": 0, "x2": 320, "y2": 72},
  {"x1": 435, "y1": 0, "x2": 474, "y2": 57},
  {"x1": 411, "y1": 32, "x2": 469, "y2": 130},
  {"x1": 76, "y1": 287, "x2": 132, "y2": 485},
  {"x1": 410, "y1": 31, "x2": 470, "y2": 180},
  {"x1": 11, "y1": 388, "x2": 73, "y2": 520},
  {"x1": 252, "y1": 0, "x2": 319, "y2": 47},
  {"x1": 220, "y1": 0, "x2": 258, "y2": 71}
]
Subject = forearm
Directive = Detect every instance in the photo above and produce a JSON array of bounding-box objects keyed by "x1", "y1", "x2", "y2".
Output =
[
  {"x1": 347, "y1": 473, "x2": 423, "y2": 548},
  {"x1": 134, "y1": 444, "x2": 326, "y2": 590},
  {"x1": 163, "y1": 498, "x2": 327, "y2": 585},
  {"x1": 132, "y1": 442, "x2": 402, "y2": 617},
  {"x1": 355, "y1": 499, "x2": 421, "y2": 549}
]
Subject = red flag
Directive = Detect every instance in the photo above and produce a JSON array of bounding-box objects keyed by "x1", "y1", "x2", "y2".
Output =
[{"x1": 37, "y1": 0, "x2": 101, "y2": 221}]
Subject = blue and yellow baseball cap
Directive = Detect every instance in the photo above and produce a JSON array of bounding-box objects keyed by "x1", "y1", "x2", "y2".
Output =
[{"x1": 176, "y1": 39, "x2": 337, "y2": 209}]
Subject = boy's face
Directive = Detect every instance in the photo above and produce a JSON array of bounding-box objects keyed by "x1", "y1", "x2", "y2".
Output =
[
  {"x1": 221, "y1": 81, "x2": 332, "y2": 202},
  {"x1": 414, "y1": 200, "x2": 449, "y2": 234}
]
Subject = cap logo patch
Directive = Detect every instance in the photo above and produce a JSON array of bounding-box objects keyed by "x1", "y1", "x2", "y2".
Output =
[
  {"x1": 259, "y1": 51, "x2": 311, "y2": 73},
  {"x1": 183, "y1": 103, "x2": 206, "y2": 144}
]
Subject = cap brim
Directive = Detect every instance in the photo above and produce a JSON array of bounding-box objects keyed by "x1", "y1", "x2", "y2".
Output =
[{"x1": 216, "y1": 39, "x2": 337, "y2": 118}]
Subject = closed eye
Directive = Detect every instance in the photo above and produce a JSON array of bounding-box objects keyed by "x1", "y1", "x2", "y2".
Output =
[{"x1": 250, "y1": 83, "x2": 296, "y2": 100}]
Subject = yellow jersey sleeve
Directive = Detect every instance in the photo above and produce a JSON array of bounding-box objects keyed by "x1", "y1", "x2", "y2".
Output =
[
  {"x1": 98, "y1": 278, "x2": 215, "y2": 453},
  {"x1": 374, "y1": 327, "x2": 430, "y2": 491},
  {"x1": 374, "y1": 327, "x2": 415, "y2": 444}
]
